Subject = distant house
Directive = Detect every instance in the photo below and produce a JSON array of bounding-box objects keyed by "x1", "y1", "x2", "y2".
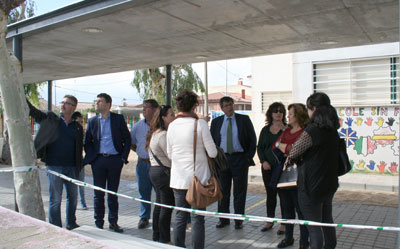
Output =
[{"x1": 197, "y1": 79, "x2": 252, "y2": 116}]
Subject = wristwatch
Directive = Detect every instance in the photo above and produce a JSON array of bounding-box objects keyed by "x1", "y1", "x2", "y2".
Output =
[{"x1": 275, "y1": 141, "x2": 280, "y2": 148}]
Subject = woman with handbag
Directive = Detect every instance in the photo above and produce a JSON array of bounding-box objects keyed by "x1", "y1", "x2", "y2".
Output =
[
  {"x1": 257, "y1": 102, "x2": 286, "y2": 234},
  {"x1": 272, "y1": 103, "x2": 310, "y2": 249},
  {"x1": 287, "y1": 92, "x2": 340, "y2": 249},
  {"x1": 167, "y1": 89, "x2": 218, "y2": 249},
  {"x1": 147, "y1": 105, "x2": 175, "y2": 244}
]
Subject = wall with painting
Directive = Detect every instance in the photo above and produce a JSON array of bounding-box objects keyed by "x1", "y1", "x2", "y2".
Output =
[
  {"x1": 251, "y1": 42, "x2": 399, "y2": 175},
  {"x1": 337, "y1": 106, "x2": 399, "y2": 175}
]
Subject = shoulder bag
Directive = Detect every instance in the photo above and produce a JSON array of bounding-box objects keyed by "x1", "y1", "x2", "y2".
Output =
[
  {"x1": 186, "y1": 119, "x2": 222, "y2": 209},
  {"x1": 338, "y1": 138, "x2": 352, "y2": 176},
  {"x1": 149, "y1": 147, "x2": 171, "y2": 178},
  {"x1": 277, "y1": 159, "x2": 298, "y2": 188}
]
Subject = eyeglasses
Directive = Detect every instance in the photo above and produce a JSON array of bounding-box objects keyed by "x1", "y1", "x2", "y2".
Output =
[
  {"x1": 60, "y1": 101, "x2": 76, "y2": 106},
  {"x1": 272, "y1": 109, "x2": 284, "y2": 113}
]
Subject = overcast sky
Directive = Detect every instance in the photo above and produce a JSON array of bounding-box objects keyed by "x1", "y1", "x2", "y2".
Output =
[{"x1": 33, "y1": 0, "x2": 252, "y2": 105}]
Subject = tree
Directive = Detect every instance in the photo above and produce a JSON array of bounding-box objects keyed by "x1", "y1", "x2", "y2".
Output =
[
  {"x1": 0, "y1": 0, "x2": 45, "y2": 220},
  {"x1": 131, "y1": 64, "x2": 205, "y2": 107},
  {"x1": 7, "y1": 0, "x2": 44, "y2": 106}
]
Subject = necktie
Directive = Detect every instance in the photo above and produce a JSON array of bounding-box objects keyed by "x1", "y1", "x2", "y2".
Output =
[{"x1": 227, "y1": 117, "x2": 233, "y2": 154}]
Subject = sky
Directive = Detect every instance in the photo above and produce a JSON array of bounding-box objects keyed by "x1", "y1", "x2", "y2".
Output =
[{"x1": 33, "y1": 0, "x2": 252, "y2": 106}]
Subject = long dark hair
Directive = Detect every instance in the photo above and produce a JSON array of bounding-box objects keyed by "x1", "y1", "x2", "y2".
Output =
[
  {"x1": 306, "y1": 92, "x2": 339, "y2": 130},
  {"x1": 266, "y1": 102, "x2": 287, "y2": 125},
  {"x1": 145, "y1": 105, "x2": 172, "y2": 149}
]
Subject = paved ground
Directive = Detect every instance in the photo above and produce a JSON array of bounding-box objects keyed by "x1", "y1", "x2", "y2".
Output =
[{"x1": 0, "y1": 168, "x2": 398, "y2": 249}]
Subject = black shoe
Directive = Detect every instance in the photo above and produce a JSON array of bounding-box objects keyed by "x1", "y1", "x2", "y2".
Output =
[
  {"x1": 96, "y1": 224, "x2": 103, "y2": 229},
  {"x1": 260, "y1": 222, "x2": 274, "y2": 232},
  {"x1": 277, "y1": 229, "x2": 285, "y2": 235},
  {"x1": 234, "y1": 221, "x2": 243, "y2": 230},
  {"x1": 109, "y1": 223, "x2": 123, "y2": 233},
  {"x1": 299, "y1": 243, "x2": 309, "y2": 249},
  {"x1": 216, "y1": 220, "x2": 230, "y2": 228},
  {"x1": 66, "y1": 223, "x2": 80, "y2": 230},
  {"x1": 277, "y1": 238, "x2": 294, "y2": 248},
  {"x1": 138, "y1": 218, "x2": 149, "y2": 229}
]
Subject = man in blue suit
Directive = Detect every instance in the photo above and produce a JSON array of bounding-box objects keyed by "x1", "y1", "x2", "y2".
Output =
[
  {"x1": 83, "y1": 93, "x2": 131, "y2": 233},
  {"x1": 210, "y1": 96, "x2": 257, "y2": 229}
]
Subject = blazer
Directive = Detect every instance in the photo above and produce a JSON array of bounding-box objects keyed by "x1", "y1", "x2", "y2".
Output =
[
  {"x1": 27, "y1": 100, "x2": 83, "y2": 172},
  {"x1": 210, "y1": 113, "x2": 257, "y2": 166},
  {"x1": 83, "y1": 112, "x2": 131, "y2": 165}
]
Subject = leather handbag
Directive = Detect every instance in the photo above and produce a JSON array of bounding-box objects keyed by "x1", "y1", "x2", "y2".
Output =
[
  {"x1": 338, "y1": 138, "x2": 352, "y2": 176},
  {"x1": 277, "y1": 159, "x2": 298, "y2": 188},
  {"x1": 186, "y1": 119, "x2": 222, "y2": 209}
]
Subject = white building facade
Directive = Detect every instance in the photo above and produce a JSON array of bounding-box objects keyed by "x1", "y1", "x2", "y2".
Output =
[{"x1": 252, "y1": 42, "x2": 399, "y2": 175}]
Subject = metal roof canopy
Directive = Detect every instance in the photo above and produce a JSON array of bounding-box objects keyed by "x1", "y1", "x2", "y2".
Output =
[{"x1": 6, "y1": 0, "x2": 399, "y2": 84}]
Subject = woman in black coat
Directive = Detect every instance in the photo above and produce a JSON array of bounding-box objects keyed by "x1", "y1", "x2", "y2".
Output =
[{"x1": 287, "y1": 92, "x2": 340, "y2": 249}]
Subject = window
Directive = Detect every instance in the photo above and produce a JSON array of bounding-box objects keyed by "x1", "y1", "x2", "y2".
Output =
[
  {"x1": 261, "y1": 91, "x2": 292, "y2": 113},
  {"x1": 313, "y1": 56, "x2": 399, "y2": 106}
]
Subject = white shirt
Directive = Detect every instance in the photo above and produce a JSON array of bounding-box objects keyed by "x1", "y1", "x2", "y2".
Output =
[
  {"x1": 167, "y1": 117, "x2": 218, "y2": 190},
  {"x1": 149, "y1": 130, "x2": 171, "y2": 167}
]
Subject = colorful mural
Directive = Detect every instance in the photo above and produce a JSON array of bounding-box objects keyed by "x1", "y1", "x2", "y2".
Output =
[{"x1": 337, "y1": 106, "x2": 400, "y2": 175}]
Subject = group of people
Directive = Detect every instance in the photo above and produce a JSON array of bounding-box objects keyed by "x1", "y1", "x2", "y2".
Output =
[
  {"x1": 131, "y1": 90, "x2": 257, "y2": 248},
  {"x1": 28, "y1": 93, "x2": 131, "y2": 233},
  {"x1": 28, "y1": 89, "x2": 341, "y2": 249},
  {"x1": 258, "y1": 92, "x2": 340, "y2": 249}
]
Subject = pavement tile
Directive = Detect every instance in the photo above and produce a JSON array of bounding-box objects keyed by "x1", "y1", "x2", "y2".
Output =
[{"x1": 0, "y1": 170, "x2": 398, "y2": 248}]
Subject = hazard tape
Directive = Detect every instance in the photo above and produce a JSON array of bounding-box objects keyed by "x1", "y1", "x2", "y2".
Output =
[
  {"x1": 40, "y1": 168, "x2": 400, "y2": 232},
  {"x1": 0, "y1": 166, "x2": 41, "y2": 173}
]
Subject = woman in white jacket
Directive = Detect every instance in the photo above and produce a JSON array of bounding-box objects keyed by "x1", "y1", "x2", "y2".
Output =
[{"x1": 167, "y1": 89, "x2": 217, "y2": 249}]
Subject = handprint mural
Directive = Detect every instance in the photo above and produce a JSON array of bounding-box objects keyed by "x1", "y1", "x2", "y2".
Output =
[{"x1": 337, "y1": 106, "x2": 399, "y2": 174}]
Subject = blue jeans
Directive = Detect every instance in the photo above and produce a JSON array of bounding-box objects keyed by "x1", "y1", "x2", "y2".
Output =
[
  {"x1": 136, "y1": 159, "x2": 153, "y2": 219},
  {"x1": 173, "y1": 189, "x2": 205, "y2": 249},
  {"x1": 47, "y1": 165, "x2": 78, "y2": 228},
  {"x1": 78, "y1": 168, "x2": 87, "y2": 208}
]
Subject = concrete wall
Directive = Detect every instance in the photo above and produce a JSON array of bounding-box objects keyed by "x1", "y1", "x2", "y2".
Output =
[{"x1": 251, "y1": 53, "x2": 293, "y2": 134}]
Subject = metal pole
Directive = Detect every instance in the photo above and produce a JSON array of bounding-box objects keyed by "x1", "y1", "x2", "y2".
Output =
[
  {"x1": 12, "y1": 36, "x2": 22, "y2": 213},
  {"x1": 204, "y1": 62, "x2": 209, "y2": 116},
  {"x1": 13, "y1": 36, "x2": 22, "y2": 67},
  {"x1": 166, "y1": 65, "x2": 172, "y2": 106},
  {"x1": 225, "y1": 60, "x2": 228, "y2": 96},
  {"x1": 47, "y1": 81, "x2": 53, "y2": 111},
  {"x1": 398, "y1": 3, "x2": 400, "y2": 248}
]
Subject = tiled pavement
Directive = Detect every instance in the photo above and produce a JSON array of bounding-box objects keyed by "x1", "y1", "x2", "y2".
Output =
[{"x1": 0, "y1": 170, "x2": 398, "y2": 249}]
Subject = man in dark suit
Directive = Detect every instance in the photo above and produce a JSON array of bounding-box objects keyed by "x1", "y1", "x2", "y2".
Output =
[
  {"x1": 210, "y1": 96, "x2": 257, "y2": 229},
  {"x1": 83, "y1": 93, "x2": 131, "y2": 233}
]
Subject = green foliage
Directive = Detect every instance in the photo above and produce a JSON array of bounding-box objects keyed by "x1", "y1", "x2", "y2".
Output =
[
  {"x1": 131, "y1": 64, "x2": 204, "y2": 108},
  {"x1": 7, "y1": 0, "x2": 35, "y2": 24},
  {"x1": 24, "y1": 82, "x2": 45, "y2": 106}
]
